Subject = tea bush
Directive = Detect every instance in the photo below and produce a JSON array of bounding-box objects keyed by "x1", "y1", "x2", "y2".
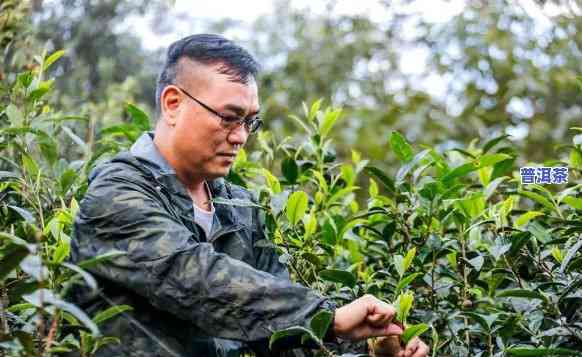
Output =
[
  {"x1": 1, "y1": 50, "x2": 581, "y2": 356},
  {"x1": 0, "y1": 51, "x2": 145, "y2": 356},
  {"x1": 233, "y1": 102, "x2": 582, "y2": 356}
]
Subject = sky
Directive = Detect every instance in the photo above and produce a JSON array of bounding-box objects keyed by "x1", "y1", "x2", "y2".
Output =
[
  {"x1": 125, "y1": 0, "x2": 568, "y2": 51},
  {"x1": 127, "y1": 0, "x2": 467, "y2": 51},
  {"x1": 122, "y1": 0, "x2": 469, "y2": 98}
]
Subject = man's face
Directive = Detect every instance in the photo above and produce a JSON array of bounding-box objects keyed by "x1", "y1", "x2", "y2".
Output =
[{"x1": 166, "y1": 61, "x2": 260, "y2": 181}]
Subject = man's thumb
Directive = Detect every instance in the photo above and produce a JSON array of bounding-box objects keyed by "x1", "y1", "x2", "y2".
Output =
[{"x1": 383, "y1": 323, "x2": 404, "y2": 336}]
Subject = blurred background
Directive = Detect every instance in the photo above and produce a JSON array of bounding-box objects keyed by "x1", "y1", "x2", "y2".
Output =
[{"x1": 2, "y1": 0, "x2": 581, "y2": 171}]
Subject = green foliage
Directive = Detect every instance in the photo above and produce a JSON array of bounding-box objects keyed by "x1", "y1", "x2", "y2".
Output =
[
  {"x1": 0, "y1": 50, "x2": 140, "y2": 356},
  {"x1": 231, "y1": 102, "x2": 582, "y2": 355}
]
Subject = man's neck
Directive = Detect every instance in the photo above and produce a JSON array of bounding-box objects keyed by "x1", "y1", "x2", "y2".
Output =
[
  {"x1": 153, "y1": 128, "x2": 212, "y2": 210},
  {"x1": 188, "y1": 182, "x2": 212, "y2": 211}
]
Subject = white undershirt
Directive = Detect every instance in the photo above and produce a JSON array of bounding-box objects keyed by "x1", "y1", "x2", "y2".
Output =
[{"x1": 192, "y1": 182, "x2": 214, "y2": 240}]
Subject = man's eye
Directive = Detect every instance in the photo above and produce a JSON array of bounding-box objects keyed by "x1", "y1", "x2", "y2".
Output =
[{"x1": 222, "y1": 116, "x2": 241, "y2": 124}]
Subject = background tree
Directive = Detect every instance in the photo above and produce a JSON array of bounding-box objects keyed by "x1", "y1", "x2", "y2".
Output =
[{"x1": 17, "y1": 0, "x2": 582, "y2": 172}]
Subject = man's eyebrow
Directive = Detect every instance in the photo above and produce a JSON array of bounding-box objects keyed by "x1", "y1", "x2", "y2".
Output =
[{"x1": 223, "y1": 104, "x2": 260, "y2": 116}]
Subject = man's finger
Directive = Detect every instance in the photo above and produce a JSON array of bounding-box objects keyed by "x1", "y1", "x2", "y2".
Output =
[
  {"x1": 367, "y1": 313, "x2": 383, "y2": 325},
  {"x1": 369, "y1": 299, "x2": 397, "y2": 321},
  {"x1": 403, "y1": 337, "x2": 419, "y2": 357},
  {"x1": 411, "y1": 341, "x2": 429, "y2": 357},
  {"x1": 367, "y1": 322, "x2": 404, "y2": 337},
  {"x1": 367, "y1": 312, "x2": 393, "y2": 327}
]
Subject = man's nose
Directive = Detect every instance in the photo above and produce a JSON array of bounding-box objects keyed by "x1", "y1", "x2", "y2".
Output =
[{"x1": 226, "y1": 123, "x2": 249, "y2": 146}]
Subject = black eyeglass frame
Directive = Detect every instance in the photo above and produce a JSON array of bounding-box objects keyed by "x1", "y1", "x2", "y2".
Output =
[{"x1": 175, "y1": 85, "x2": 262, "y2": 134}]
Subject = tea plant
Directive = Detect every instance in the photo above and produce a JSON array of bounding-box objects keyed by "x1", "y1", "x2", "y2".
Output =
[
  {"x1": 0, "y1": 50, "x2": 138, "y2": 356},
  {"x1": 241, "y1": 102, "x2": 582, "y2": 356}
]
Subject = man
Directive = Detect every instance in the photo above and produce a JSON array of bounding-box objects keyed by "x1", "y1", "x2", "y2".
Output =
[{"x1": 71, "y1": 34, "x2": 429, "y2": 357}]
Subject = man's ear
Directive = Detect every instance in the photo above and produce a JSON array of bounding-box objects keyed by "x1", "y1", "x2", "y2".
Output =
[{"x1": 160, "y1": 85, "x2": 181, "y2": 126}]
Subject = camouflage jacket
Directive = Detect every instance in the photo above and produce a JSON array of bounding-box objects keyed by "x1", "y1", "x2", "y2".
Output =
[{"x1": 70, "y1": 132, "x2": 335, "y2": 357}]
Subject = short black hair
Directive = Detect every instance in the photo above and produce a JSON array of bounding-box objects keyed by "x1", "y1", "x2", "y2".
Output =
[{"x1": 155, "y1": 34, "x2": 260, "y2": 114}]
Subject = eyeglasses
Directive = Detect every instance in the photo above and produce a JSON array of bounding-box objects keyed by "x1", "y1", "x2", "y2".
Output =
[{"x1": 175, "y1": 85, "x2": 262, "y2": 134}]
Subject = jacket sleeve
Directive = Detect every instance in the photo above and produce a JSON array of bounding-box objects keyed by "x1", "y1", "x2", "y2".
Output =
[
  {"x1": 71, "y1": 171, "x2": 334, "y2": 343},
  {"x1": 244, "y1": 194, "x2": 339, "y2": 357}
]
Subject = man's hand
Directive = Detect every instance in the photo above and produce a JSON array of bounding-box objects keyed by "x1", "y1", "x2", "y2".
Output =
[
  {"x1": 370, "y1": 336, "x2": 430, "y2": 357},
  {"x1": 333, "y1": 294, "x2": 403, "y2": 340}
]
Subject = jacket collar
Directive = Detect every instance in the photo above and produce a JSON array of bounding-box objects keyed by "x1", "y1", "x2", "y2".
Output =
[
  {"x1": 130, "y1": 132, "x2": 227, "y2": 197},
  {"x1": 129, "y1": 132, "x2": 238, "y2": 235}
]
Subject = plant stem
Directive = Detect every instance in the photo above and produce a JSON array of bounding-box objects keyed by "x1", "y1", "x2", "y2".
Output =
[
  {"x1": 44, "y1": 313, "x2": 59, "y2": 355},
  {"x1": 431, "y1": 254, "x2": 436, "y2": 309},
  {"x1": 459, "y1": 227, "x2": 470, "y2": 347},
  {"x1": 0, "y1": 284, "x2": 9, "y2": 348}
]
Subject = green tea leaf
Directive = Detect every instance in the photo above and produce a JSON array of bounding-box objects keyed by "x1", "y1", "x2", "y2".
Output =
[
  {"x1": 0, "y1": 245, "x2": 29, "y2": 281},
  {"x1": 560, "y1": 239, "x2": 582, "y2": 274},
  {"x1": 310, "y1": 310, "x2": 333, "y2": 340},
  {"x1": 570, "y1": 148, "x2": 582, "y2": 169},
  {"x1": 563, "y1": 196, "x2": 582, "y2": 210},
  {"x1": 341, "y1": 164, "x2": 355, "y2": 186},
  {"x1": 304, "y1": 211, "x2": 317, "y2": 238},
  {"x1": 269, "y1": 326, "x2": 314, "y2": 349},
  {"x1": 506, "y1": 347, "x2": 581, "y2": 356},
  {"x1": 446, "y1": 251, "x2": 458, "y2": 270},
  {"x1": 282, "y1": 157, "x2": 299, "y2": 184},
  {"x1": 60, "y1": 168, "x2": 77, "y2": 195},
  {"x1": 395, "y1": 272, "x2": 422, "y2": 294},
  {"x1": 261, "y1": 169, "x2": 282, "y2": 193},
  {"x1": 8, "y1": 205, "x2": 36, "y2": 223},
  {"x1": 309, "y1": 99, "x2": 323, "y2": 122},
  {"x1": 36, "y1": 130, "x2": 58, "y2": 166},
  {"x1": 61, "y1": 262, "x2": 97, "y2": 291},
  {"x1": 52, "y1": 235, "x2": 71, "y2": 264},
  {"x1": 28, "y1": 80, "x2": 53, "y2": 101},
  {"x1": 401, "y1": 323, "x2": 429, "y2": 344},
  {"x1": 20, "y1": 255, "x2": 49, "y2": 281},
  {"x1": 482, "y1": 135, "x2": 511, "y2": 153},
  {"x1": 21, "y1": 154, "x2": 40, "y2": 178},
  {"x1": 475, "y1": 153, "x2": 512, "y2": 168},
  {"x1": 484, "y1": 176, "x2": 508, "y2": 200},
  {"x1": 518, "y1": 190, "x2": 554, "y2": 211},
  {"x1": 402, "y1": 247, "x2": 416, "y2": 276},
  {"x1": 497, "y1": 289, "x2": 548, "y2": 303},
  {"x1": 389, "y1": 131, "x2": 414, "y2": 163},
  {"x1": 92, "y1": 305, "x2": 134, "y2": 325},
  {"x1": 551, "y1": 247, "x2": 563, "y2": 263},
  {"x1": 44, "y1": 49, "x2": 65, "y2": 69},
  {"x1": 286, "y1": 191, "x2": 309, "y2": 225},
  {"x1": 17, "y1": 72, "x2": 33, "y2": 88},
  {"x1": 396, "y1": 149, "x2": 430, "y2": 185},
  {"x1": 319, "y1": 107, "x2": 341, "y2": 138},
  {"x1": 288, "y1": 114, "x2": 313, "y2": 135},
  {"x1": 364, "y1": 166, "x2": 395, "y2": 194},
  {"x1": 515, "y1": 211, "x2": 544, "y2": 228},
  {"x1": 126, "y1": 103, "x2": 150, "y2": 132},
  {"x1": 394, "y1": 291, "x2": 414, "y2": 323},
  {"x1": 463, "y1": 312, "x2": 498, "y2": 331},
  {"x1": 319, "y1": 269, "x2": 356, "y2": 288},
  {"x1": 5, "y1": 104, "x2": 23, "y2": 125},
  {"x1": 467, "y1": 255, "x2": 484, "y2": 272},
  {"x1": 440, "y1": 163, "x2": 477, "y2": 184}
]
